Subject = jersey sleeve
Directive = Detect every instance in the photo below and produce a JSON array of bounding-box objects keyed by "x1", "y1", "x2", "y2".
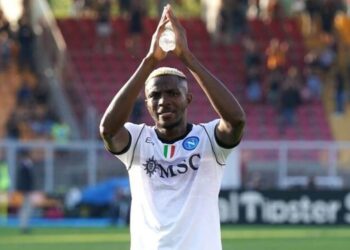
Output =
[
  {"x1": 114, "y1": 122, "x2": 145, "y2": 170},
  {"x1": 202, "y1": 119, "x2": 235, "y2": 166}
]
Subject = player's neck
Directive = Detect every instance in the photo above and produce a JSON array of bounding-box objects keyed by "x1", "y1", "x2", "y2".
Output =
[{"x1": 155, "y1": 123, "x2": 192, "y2": 144}]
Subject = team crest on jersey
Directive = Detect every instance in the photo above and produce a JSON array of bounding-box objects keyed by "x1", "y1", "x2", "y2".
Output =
[{"x1": 183, "y1": 136, "x2": 199, "y2": 151}]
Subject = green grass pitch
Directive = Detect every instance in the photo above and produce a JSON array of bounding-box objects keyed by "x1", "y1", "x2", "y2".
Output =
[{"x1": 1, "y1": 225, "x2": 350, "y2": 250}]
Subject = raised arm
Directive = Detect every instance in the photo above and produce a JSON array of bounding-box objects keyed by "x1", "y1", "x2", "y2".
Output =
[
  {"x1": 167, "y1": 7, "x2": 246, "y2": 147},
  {"x1": 99, "y1": 9, "x2": 169, "y2": 153}
]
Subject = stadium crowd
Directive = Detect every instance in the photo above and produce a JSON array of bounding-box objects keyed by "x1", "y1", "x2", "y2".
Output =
[
  {"x1": 0, "y1": 0, "x2": 348, "y2": 180},
  {"x1": 0, "y1": 4, "x2": 70, "y2": 142},
  {"x1": 50, "y1": 0, "x2": 350, "y2": 135}
]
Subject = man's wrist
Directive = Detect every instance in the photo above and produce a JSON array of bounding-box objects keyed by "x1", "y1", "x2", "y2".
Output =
[
  {"x1": 180, "y1": 50, "x2": 196, "y2": 69},
  {"x1": 144, "y1": 54, "x2": 160, "y2": 67}
]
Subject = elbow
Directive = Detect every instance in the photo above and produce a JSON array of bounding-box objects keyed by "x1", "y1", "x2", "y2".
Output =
[
  {"x1": 235, "y1": 118, "x2": 246, "y2": 134},
  {"x1": 232, "y1": 113, "x2": 246, "y2": 142},
  {"x1": 223, "y1": 110, "x2": 246, "y2": 131},
  {"x1": 99, "y1": 125, "x2": 108, "y2": 140},
  {"x1": 99, "y1": 122, "x2": 113, "y2": 141},
  {"x1": 234, "y1": 111, "x2": 246, "y2": 129}
]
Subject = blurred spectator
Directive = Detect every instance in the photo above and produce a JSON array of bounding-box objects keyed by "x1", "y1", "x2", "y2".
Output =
[
  {"x1": 6, "y1": 112, "x2": 20, "y2": 139},
  {"x1": 51, "y1": 119, "x2": 71, "y2": 143},
  {"x1": 334, "y1": 12, "x2": 350, "y2": 45},
  {"x1": 266, "y1": 68, "x2": 283, "y2": 105},
  {"x1": 0, "y1": 32, "x2": 12, "y2": 71},
  {"x1": 284, "y1": 66, "x2": 303, "y2": 103},
  {"x1": 218, "y1": 0, "x2": 233, "y2": 44},
  {"x1": 243, "y1": 36, "x2": 263, "y2": 103},
  {"x1": 246, "y1": 0, "x2": 260, "y2": 19},
  {"x1": 278, "y1": 72, "x2": 301, "y2": 132},
  {"x1": 33, "y1": 82, "x2": 49, "y2": 105},
  {"x1": 285, "y1": 66, "x2": 303, "y2": 88},
  {"x1": 346, "y1": 0, "x2": 350, "y2": 15},
  {"x1": 244, "y1": 37, "x2": 263, "y2": 73},
  {"x1": 304, "y1": 49, "x2": 319, "y2": 69},
  {"x1": 81, "y1": 0, "x2": 96, "y2": 17},
  {"x1": 95, "y1": 0, "x2": 113, "y2": 53},
  {"x1": 200, "y1": 0, "x2": 222, "y2": 43},
  {"x1": 334, "y1": 70, "x2": 346, "y2": 115},
  {"x1": 29, "y1": 104, "x2": 55, "y2": 140},
  {"x1": 246, "y1": 77, "x2": 262, "y2": 103},
  {"x1": 17, "y1": 150, "x2": 35, "y2": 233},
  {"x1": 126, "y1": 0, "x2": 145, "y2": 56},
  {"x1": 10, "y1": 75, "x2": 53, "y2": 140},
  {"x1": 257, "y1": 0, "x2": 284, "y2": 21},
  {"x1": 0, "y1": 8, "x2": 12, "y2": 71},
  {"x1": 17, "y1": 15, "x2": 35, "y2": 72},
  {"x1": 217, "y1": 0, "x2": 247, "y2": 44},
  {"x1": 265, "y1": 0, "x2": 284, "y2": 21},
  {"x1": 304, "y1": 0, "x2": 322, "y2": 35},
  {"x1": 245, "y1": 66, "x2": 262, "y2": 103},
  {"x1": 118, "y1": 0, "x2": 131, "y2": 18},
  {"x1": 16, "y1": 80, "x2": 34, "y2": 106},
  {"x1": 70, "y1": 0, "x2": 85, "y2": 17},
  {"x1": 0, "y1": 8, "x2": 11, "y2": 36},
  {"x1": 16, "y1": 106, "x2": 35, "y2": 140},
  {"x1": 266, "y1": 38, "x2": 289, "y2": 72},
  {"x1": 290, "y1": 0, "x2": 306, "y2": 18},
  {"x1": 320, "y1": 0, "x2": 339, "y2": 35},
  {"x1": 230, "y1": 0, "x2": 247, "y2": 40},
  {"x1": 257, "y1": 0, "x2": 270, "y2": 20},
  {"x1": 0, "y1": 151, "x2": 10, "y2": 224},
  {"x1": 318, "y1": 35, "x2": 337, "y2": 76},
  {"x1": 305, "y1": 67, "x2": 322, "y2": 101},
  {"x1": 0, "y1": 153, "x2": 10, "y2": 193},
  {"x1": 10, "y1": 69, "x2": 53, "y2": 140}
]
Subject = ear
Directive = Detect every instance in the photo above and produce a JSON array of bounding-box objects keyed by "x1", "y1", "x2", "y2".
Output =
[{"x1": 186, "y1": 93, "x2": 192, "y2": 105}]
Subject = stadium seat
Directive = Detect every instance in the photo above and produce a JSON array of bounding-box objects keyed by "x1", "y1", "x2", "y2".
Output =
[{"x1": 56, "y1": 16, "x2": 333, "y2": 141}]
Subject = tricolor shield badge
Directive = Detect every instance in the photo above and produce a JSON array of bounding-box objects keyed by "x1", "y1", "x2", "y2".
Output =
[{"x1": 163, "y1": 144, "x2": 175, "y2": 159}]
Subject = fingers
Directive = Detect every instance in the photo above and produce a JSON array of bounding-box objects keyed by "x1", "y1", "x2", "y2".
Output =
[
  {"x1": 165, "y1": 5, "x2": 181, "y2": 30},
  {"x1": 157, "y1": 5, "x2": 170, "y2": 30},
  {"x1": 148, "y1": 6, "x2": 170, "y2": 61}
]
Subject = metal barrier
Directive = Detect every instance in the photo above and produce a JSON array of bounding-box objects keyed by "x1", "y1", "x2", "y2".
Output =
[
  {"x1": 1, "y1": 140, "x2": 350, "y2": 193},
  {"x1": 240, "y1": 141, "x2": 350, "y2": 189},
  {"x1": 0, "y1": 140, "x2": 125, "y2": 193}
]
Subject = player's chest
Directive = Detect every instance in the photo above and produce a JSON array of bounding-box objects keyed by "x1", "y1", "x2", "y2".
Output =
[
  {"x1": 138, "y1": 135, "x2": 203, "y2": 179},
  {"x1": 141, "y1": 135, "x2": 202, "y2": 160}
]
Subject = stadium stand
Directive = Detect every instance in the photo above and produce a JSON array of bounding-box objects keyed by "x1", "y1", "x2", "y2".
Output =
[
  {"x1": 1, "y1": 0, "x2": 348, "y2": 194},
  {"x1": 0, "y1": 17, "x2": 57, "y2": 142},
  {"x1": 57, "y1": 16, "x2": 333, "y2": 141}
]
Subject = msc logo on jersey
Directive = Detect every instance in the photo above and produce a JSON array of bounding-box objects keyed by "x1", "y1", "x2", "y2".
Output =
[
  {"x1": 183, "y1": 136, "x2": 199, "y2": 151},
  {"x1": 142, "y1": 154, "x2": 201, "y2": 178},
  {"x1": 143, "y1": 156, "x2": 158, "y2": 177}
]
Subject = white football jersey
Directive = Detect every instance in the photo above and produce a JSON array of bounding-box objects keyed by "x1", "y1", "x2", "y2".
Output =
[{"x1": 115, "y1": 119, "x2": 234, "y2": 250}]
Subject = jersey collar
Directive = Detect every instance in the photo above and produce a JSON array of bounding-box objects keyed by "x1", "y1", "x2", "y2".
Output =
[{"x1": 154, "y1": 123, "x2": 193, "y2": 144}]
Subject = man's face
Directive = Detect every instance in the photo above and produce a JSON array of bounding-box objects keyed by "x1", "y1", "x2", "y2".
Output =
[{"x1": 145, "y1": 75, "x2": 191, "y2": 129}]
